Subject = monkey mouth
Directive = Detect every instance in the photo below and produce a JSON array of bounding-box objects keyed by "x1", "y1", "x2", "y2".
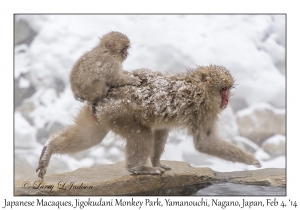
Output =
[
  {"x1": 222, "y1": 99, "x2": 228, "y2": 109},
  {"x1": 121, "y1": 47, "x2": 129, "y2": 59},
  {"x1": 220, "y1": 88, "x2": 229, "y2": 109},
  {"x1": 220, "y1": 100, "x2": 228, "y2": 109}
]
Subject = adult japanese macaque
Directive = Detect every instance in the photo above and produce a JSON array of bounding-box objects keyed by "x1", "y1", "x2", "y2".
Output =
[
  {"x1": 70, "y1": 31, "x2": 141, "y2": 105},
  {"x1": 37, "y1": 65, "x2": 260, "y2": 178}
]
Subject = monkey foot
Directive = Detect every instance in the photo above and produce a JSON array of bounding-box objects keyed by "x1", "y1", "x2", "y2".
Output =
[
  {"x1": 36, "y1": 163, "x2": 47, "y2": 179},
  {"x1": 132, "y1": 77, "x2": 142, "y2": 86},
  {"x1": 129, "y1": 166, "x2": 165, "y2": 175},
  {"x1": 159, "y1": 164, "x2": 171, "y2": 171}
]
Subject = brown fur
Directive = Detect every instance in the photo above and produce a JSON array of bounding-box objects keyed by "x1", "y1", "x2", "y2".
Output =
[
  {"x1": 70, "y1": 31, "x2": 141, "y2": 104},
  {"x1": 36, "y1": 65, "x2": 260, "y2": 178}
]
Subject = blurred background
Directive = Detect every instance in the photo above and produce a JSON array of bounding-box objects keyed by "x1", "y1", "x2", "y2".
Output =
[{"x1": 14, "y1": 15, "x2": 286, "y2": 179}]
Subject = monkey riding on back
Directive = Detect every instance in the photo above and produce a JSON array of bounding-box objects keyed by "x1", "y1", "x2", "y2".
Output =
[{"x1": 70, "y1": 31, "x2": 141, "y2": 106}]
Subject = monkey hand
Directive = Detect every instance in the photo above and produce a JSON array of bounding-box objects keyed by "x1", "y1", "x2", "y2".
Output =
[
  {"x1": 127, "y1": 76, "x2": 142, "y2": 86},
  {"x1": 252, "y1": 160, "x2": 261, "y2": 168}
]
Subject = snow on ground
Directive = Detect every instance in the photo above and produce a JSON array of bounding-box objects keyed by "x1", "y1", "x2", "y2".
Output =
[{"x1": 14, "y1": 15, "x2": 286, "y2": 177}]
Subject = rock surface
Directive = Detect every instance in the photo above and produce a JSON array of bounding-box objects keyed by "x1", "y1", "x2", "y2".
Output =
[
  {"x1": 15, "y1": 160, "x2": 285, "y2": 196},
  {"x1": 262, "y1": 134, "x2": 286, "y2": 158},
  {"x1": 214, "y1": 168, "x2": 285, "y2": 187}
]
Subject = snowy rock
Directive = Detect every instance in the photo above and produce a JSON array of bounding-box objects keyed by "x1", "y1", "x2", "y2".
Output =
[
  {"x1": 16, "y1": 100, "x2": 35, "y2": 124},
  {"x1": 182, "y1": 152, "x2": 212, "y2": 166},
  {"x1": 15, "y1": 77, "x2": 36, "y2": 108},
  {"x1": 14, "y1": 19, "x2": 37, "y2": 46},
  {"x1": 47, "y1": 121, "x2": 64, "y2": 137},
  {"x1": 14, "y1": 44, "x2": 36, "y2": 107},
  {"x1": 176, "y1": 134, "x2": 212, "y2": 166},
  {"x1": 236, "y1": 103, "x2": 285, "y2": 145},
  {"x1": 262, "y1": 134, "x2": 286, "y2": 158},
  {"x1": 230, "y1": 96, "x2": 249, "y2": 113},
  {"x1": 15, "y1": 150, "x2": 37, "y2": 180},
  {"x1": 15, "y1": 44, "x2": 31, "y2": 78},
  {"x1": 36, "y1": 121, "x2": 64, "y2": 145},
  {"x1": 15, "y1": 161, "x2": 285, "y2": 196},
  {"x1": 28, "y1": 88, "x2": 82, "y2": 130},
  {"x1": 105, "y1": 147, "x2": 124, "y2": 162},
  {"x1": 15, "y1": 112, "x2": 36, "y2": 149}
]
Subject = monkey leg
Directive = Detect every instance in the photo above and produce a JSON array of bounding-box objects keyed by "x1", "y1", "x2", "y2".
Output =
[
  {"x1": 36, "y1": 105, "x2": 109, "y2": 178},
  {"x1": 110, "y1": 124, "x2": 164, "y2": 175},
  {"x1": 193, "y1": 131, "x2": 261, "y2": 167},
  {"x1": 86, "y1": 81, "x2": 109, "y2": 103},
  {"x1": 151, "y1": 129, "x2": 171, "y2": 170}
]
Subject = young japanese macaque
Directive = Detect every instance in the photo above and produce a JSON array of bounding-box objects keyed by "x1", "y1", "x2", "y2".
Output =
[
  {"x1": 37, "y1": 65, "x2": 261, "y2": 178},
  {"x1": 70, "y1": 31, "x2": 141, "y2": 105}
]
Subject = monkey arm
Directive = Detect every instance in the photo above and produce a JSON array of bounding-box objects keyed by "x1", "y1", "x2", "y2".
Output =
[
  {"x1": 132, "y1": 69, "x2": 163, "y2": 80},
  {"x1": 113, "y1": 72, "x2": 141, "y2": 87},
  {"x1": 192, "y1": 126, "x2": 261, "y2": 167}
]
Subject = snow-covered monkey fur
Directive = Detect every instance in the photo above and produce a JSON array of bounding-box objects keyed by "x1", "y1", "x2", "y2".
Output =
[{"x1": 36, "y1": 65, "x2": 261, "y2": 178}]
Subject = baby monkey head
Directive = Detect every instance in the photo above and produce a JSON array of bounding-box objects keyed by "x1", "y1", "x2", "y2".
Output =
[{"x1": 100, "y1": 31, "x2": 130, "y2": 61}]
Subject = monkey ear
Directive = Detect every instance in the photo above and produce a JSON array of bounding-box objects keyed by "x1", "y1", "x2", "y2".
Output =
[{"x1": 105, "y1": 42, "x2": 112, "y2": 50}]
